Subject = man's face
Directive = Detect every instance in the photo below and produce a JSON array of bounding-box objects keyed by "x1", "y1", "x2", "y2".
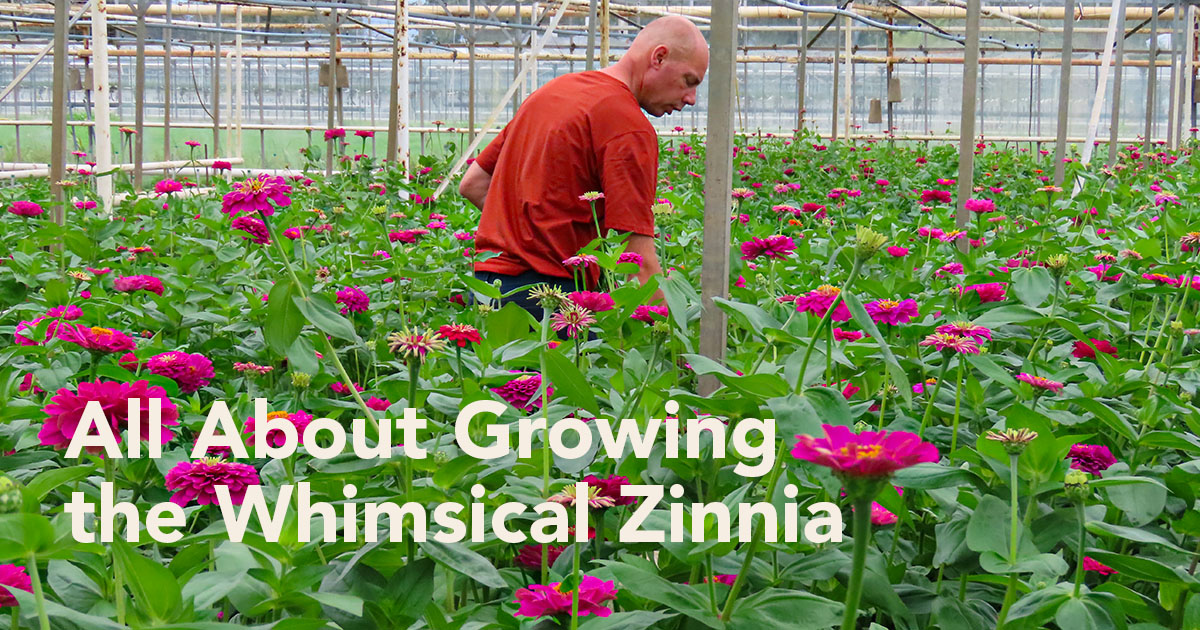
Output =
[{"x1": 640, "y1": 46, "x2": 708, "y2": 117}]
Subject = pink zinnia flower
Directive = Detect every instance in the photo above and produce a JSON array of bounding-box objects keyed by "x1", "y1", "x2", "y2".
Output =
[
  {"x1": 864, "y1": 298, "x2": 919, "y2": 326},
  {"x1": 165, "y1": 459, "x2": 261, "y2": 506},
  {"x1": 1086, "y1": 264, "x2": 1122, "y2": 283},
  {"x1": 330, "y1": 382, "x2": 364, "y2": 395},
  {"x1": 514, "y1": 544, "x2": 566, "y2": 569},
  {"x1": 569, "y1": 291, "x2": 615, "y2": 312},
  {"x1": 631, "y1": 304, "x2": 669, "y2": 324},
  {"x1": 221, "y1": 174, "x2": 292, "y2": 218},
  {"x1": 492, "y1": 373, "x2": 552, "y2": 411},
  {"x1": 1072, "y1": 339, "x2": 1118, "y2": 359},
  {"x1": 870, "y1": 502, "x2": 898, "y2": 525},
  {"x1": 1067, "y1": 444, "x2": 1117, "y2": 476},
  {"x1": 563, "y1": 254, "x2": 599, "y2": 269},
  {"x1": 704, "y1": 574, "x2": 738, "y2": 585},
  {"x1": 0, "y1": 564, "x2": 32, "y2": 607},
  {"x1": 582, "y1": 474, "x2": 637, "y2": 507},
  {"x1": 513, "y1": 575, "x2": 618, "y2": 618},
  {"x1": 920, "y1": 189, "x2": 952, "y2": 204},
  {"x1": 7, "y1": 201, "x2": 44, "y2": 217},
  {"x1": 232, "y1": 215, "x2": 270, "y2": 245},
  {"x1": 551, "y1": 306, "x2": 596, "y2": 339},
  {"x1": 1015, "y1": 373, "x2": 1065, "y2": 393},
  {"x1": 146, "y1": 351, "x2": 215, "y2": 394},
  {"x1": 936, "y1": 262, "x2": 964, "y2": 278},
  {"x1": 114, "y1": 275, "x2": 165, "y2": 296},
  {"x1": 366, "y1": 397, "x2": 391, "y2": 411},
  {"x1": 792, "y1": 424, "x2": 939, "y2": 479},
  {"x1": 935, "y1": 322, "x2": 992, "y2": 343},
  {"x1": 1083, "y1": 557, "x2": 1118, "y2": 575},
  {"x1": 76, "y1": 200, "x2": 99, "y2": 210},
  {"x1": 335, "y1": 286, "x2": 370, "y2": 314},
  {"x1": 740, "y1": 235, "x2": 796, "y2": 261},
  {"x1": 886, "y1": 246, "x2": 909, "y2": 257},
  {"x1": 438, "y1": 324, "x2": 482, "y2": 347},
  {"x1": 919, "y1": 333, "x2": 980, "y2": 354},
  {"x1": 58, "y1": 324, "x2": 138, "y2": 354},
  {"x1": 833, "y1": 327, "x2": 864, "y2": 341},
  {"x1": 324, "y1": 128, "x2": 346, "y2": 140},
  {"x1": 154, "y1": 179, "x2": 183, "y2": 195},
  {"x1": 212, "y1": 160, "x2": 232, "y2": 171},
  {"x1": 355, "y1": 130, "x2": 375, "y2": 138},
  {"x1": 39, "y1": 380, "x2": 179, "y2": 452},
  {"x1": 962, "y1": 283, "x2": 1007, "y2": 303},
  {"x1": 794, "y1": 285, "x2": 851, "y2": 322},
  {"x1": 617, "y1": 251, "x2": 644, "y2": 267},
  {"x1": 964, "y1": 198, "x2": 996, "y2": 213},
  {"x1": 244, "y1": 410, "x2": 313, "y2": 448}
]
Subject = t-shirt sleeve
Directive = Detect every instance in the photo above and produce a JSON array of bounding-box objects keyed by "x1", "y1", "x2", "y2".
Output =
[
  {"x1": 598, "y1": 130, "x2": 658, "y2": 236},
  {"x1": 474, "y1": 125, "x2": 508, "y2": 175}
]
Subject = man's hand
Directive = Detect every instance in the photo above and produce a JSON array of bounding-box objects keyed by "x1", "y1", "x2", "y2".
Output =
[
  {"x1": 459, "y1": 162, "x2": 492, "y2": 210},
  {"x1": 624, "y1": 233, "x2": 666, "y2": 303}
]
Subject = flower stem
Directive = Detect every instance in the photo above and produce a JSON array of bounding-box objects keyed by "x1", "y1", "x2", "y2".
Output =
[
  {"x1": 26, "y1": 552, "x2": 50, "y2": 630},
  {"x1": 1072, "y1": 501, "x2": 1086, "y2": 598},
  {"x1": 570, "y1": 533, "x2": 582, "y2": 630},
  {"x1": 840, "y1": 497, "x2": 873, "y2": 630},
  {"x1": 918, "y1": 359, "x2": 952, "y2": 437},
  {"x1": 539, "y1": 306, "x2": 553, "y2": 586},
  {"x1": 950, "y1": 358, "x2": 965, "y2": 455},
  {"x1": 996, "y1": 453, "x2": 1021, "y2": 627}
]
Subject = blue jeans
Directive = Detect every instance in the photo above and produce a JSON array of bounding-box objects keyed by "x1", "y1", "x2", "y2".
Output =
[{"x1": 474, "y1": 269, "x2": 574, "y2": 321}]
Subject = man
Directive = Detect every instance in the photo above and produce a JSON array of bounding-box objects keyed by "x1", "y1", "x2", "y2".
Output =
[{"x1": 459, "y1": 15, "x2": 709, "y2": 316}]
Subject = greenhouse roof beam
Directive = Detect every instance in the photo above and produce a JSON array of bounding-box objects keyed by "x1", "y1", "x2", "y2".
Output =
[
  {"x1": 0, "y1": 0, "x2": 94, "y2": 104},
  {"x1": 928, "y1": 0, "x2": 1047, "y2": 32}
]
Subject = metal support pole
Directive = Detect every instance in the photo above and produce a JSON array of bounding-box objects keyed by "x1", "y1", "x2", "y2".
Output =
[
  {"x1": 886, "y1": 20, "x2": 894, "y2": 136},
  {"x1": 213, "y1": 5, "x2": 221, "y2": 155},
  {"x1": 93, "y1": 0, "x2": 114, "y2": 214},
  {"x1": 1082, "y1": 0, "x2": 1123, "y2": 166},
  {"x1": 236, "y1": 5, "x2": 244, "y2": 159},
  {"x1": 1052, "y1": 0, "x2": 1075, "y2": 186},
  {"x1": 1106, "y1": 0, "x2": 1127, "y2": 168},
  {"x1": 1145, "y1": 0, "x2": 1159, "y2": 164},
  {"x1": 163, "y1": 0, "x2": 171, "y2": 162},
  {"x1": 586, "y1": 0, "x2": 597, "y2": 71},
  {"x1": 398, "y1": 0, "x2": 409, "y2": 168},
  {"x1": 468, "y1": 0, "x2": 476, "y2": 143},
  {"x1": 955, "y1": 0, "x2": 980, "y2": 240},
  {"x1": 798, "y1": 15, "x2": 807, "y2": 130},
  {"x1": 326, "y1": 7, "x2": 337, "y2": 176},
  {"x1": 386, "y1": 0, "x2": 402, "y2": 162},
  {"x1": 1168, "y1": 0, "x2": 1180, "y2": 147},
  {"x1": 831, "y1": 15, "x2": 840, "y2": 140},
  {"x1": 600, "y1": 0, "x2": 609, "y2": 67},
  {"x1": 50, "y1": 0, "x2": 68, "y2": 225},
  {"x1": 133, "y1": 0, "x2": 147, "y2": 189},
  {"x1": 699, "y1": 0, "x2": 737, "y2": 397},
  {"x1": 843, "y1": 12, "x2": 852, "y2": 141}
]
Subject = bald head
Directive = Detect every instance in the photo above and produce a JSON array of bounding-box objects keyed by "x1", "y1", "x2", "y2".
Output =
[{"x1": 606, "y1": 15, "x2": 709, "y2": 117}]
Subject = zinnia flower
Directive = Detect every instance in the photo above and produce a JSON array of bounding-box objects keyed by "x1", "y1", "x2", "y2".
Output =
[
  {"x1": 919, "y1": 333, "x2": 980, "y2": 354},
  {"x1": 1067, "y1": 444, "x2": 1117, "y2": 476},
  {"x1": 551, "y1": 305, "x2": 597, "y2": 339},
  {"x1": 146, "y1": 351, "x2": 215, "y2": 394},
  {"x1": 114, "y1": 275, "x2": 165, "y2": 296},
  {"x1": 964, "y1": 198, "x2": 996, "y2": 213},
  {"x1": 833, "y1": 327, "x2": 864, "y2": 341},
  {"x1": 438, "y1": 324, "x2": 482, "y2": 347},
  {"x1": 0, "y1": 564, "x2": 32, "y2": 607},
  {"x1": 864, "y1": 298, "x2": 919, "y2": 325},
  {"x1": 232, "y1": 215, "x2": 270, "y2": 245},
  {"x1": 387, "y1": 328, "x2": 446, "y2": 361},
  {"x1": 794, "y1": 285, "x2": 851, "y2": 322},
  {"x1": 330, "y1": 382, "x2": 364, "y2": 395},
  {"x1": 935, "y1": 322, "x2": 992, "y2": 343},
  {"x1": 7, "y1": 201, "x2": 44, "y2": 217},
  {"x1": 58, "y1": 324, "x2": 137, "y2": 354},
  {"x1": 324, "y1": 128, "x2": 346, "y2": 140},
  {"x1": 1083, "y1": 557, "x2": 1118, "y2": 575},
  {"x1": 886, "y1": 246, "x2": 909, "y2": 257},
  {"x1": 792, "y1": 424, "x2": 939, "y2": 479},
  {"x1": 549, "y1": 484, "x2": 616, "y2": 509},
  {"x1": 492, "y1": 373, "x2": 551, "y2": 412},
  {"x1": 631, "y1": 304, "x2": 669, "y2": 324},
  {"x1": 39, "y1": 380, "x2": 179, "y2": 452},
  {"x1": 514, "y1": 544, "x2": 566, "y2": 569},
  {"x1": 562, "y1": 254, "x2": 598, "y2": 269},
  {"x1": 617, "y1": 252, "x2": 644, "y2": 267},
  {"x1": 1072, "y1": 339, "x2": 1118, "y2": 359},
  {"x1": 335, "y1": 286, "x2": 370, "y2": 314},
  {"x1": 870, "y1": 502, "x2": 898, "y2": 525},
  {"x1": 165, "y1": 458, "x2": 261, "y2": 506},
  {"x1": 740, "y1": 235, "x2": 796, "y2": 261},
  {"x1": 920, "y1": 189, "x2": 952, "y2": 204},
  {"x1": 962, "y1": 283, "x2": 1007, "y2": 303},
  {"x1": 366, "y1": 397, "x2": 391, "y2": 411},
  {"x1": 569, "y1": 291, "x2": 615, "y2": 312},
  {"x1": 244, "y1": 410, "x2": 313, "y2": 448},
  {"x1": 513, "y1": 575, "x2": 618, "y2": 618},
  {"x1": 221, "y1": 174, "x2": 293, "y2": 218},
  {"x1": 1015, "y1": 373, "x2": 1065, "y2": 392},
  {"x1": 154, "y1": 179, "x2": 183, "y2": 195},
  {"x1": 582, "y1": 474, "x2": 637, "y2": 507}
]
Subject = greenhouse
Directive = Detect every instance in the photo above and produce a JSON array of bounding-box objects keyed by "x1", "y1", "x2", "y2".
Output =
[{"x1": 1, "y1": 1, "x2": 1199, "y2": 629}]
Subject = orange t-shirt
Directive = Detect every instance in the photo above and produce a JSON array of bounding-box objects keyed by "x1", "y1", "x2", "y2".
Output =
[{"x1": 473, "y1": 71, "x2": 658, "y2": 287}]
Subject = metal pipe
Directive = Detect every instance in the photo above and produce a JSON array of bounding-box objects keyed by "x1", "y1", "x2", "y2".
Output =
[
  {"x1": 133, "y1": 0, "x2": 147, "y2": 189},
  {"x1": 49, "y1": 0, "x2": 67, "y2": 225},
  {"x1": 956, "y1": 0, "x2": 980, "y2": 240},
  {"x1": 1051, "y1": 0, "x2": 1074, "y2": 187},
  {"x1": 1106, "y1": 0, "x2": 1127, "y2": 168},
  {"x1": 1145, "y1": 0, "x2": 1159, "y2": 162}
]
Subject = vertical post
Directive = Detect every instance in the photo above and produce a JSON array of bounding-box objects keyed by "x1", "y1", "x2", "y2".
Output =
[
  {"x1": 1052, "y1": 0, "x2": 1075, "y2": 186},
  {"x1": 1168, "y1": 0, "x2": 1180, "y2": 147},
  {"x1": 699, "y1": 0, "x2": 738, "y2": 396},
  {"x1": 133, "y1": 0, "x2": 147, "y2": 189},
  {"x1": 512, "y1": 0, "x2": 521, "y2": 115},
  {"x1": 843, "y1": 12, "x2": 852, "y2": 140},
  {"x1": 956, "y1": 0, "x2": 980, "y2": 238},
  {"x1": 798, "y1": 15, "x2": 807, "y2": 130},
  {"x1": 50, "y1": 0, "x2": 68, "y2": 225},
  {"x1": 886, "y1": 21, "x2": 894, "y2": 137},
  {"x1": 163, "y1": 0, "x2": 171, "y2": 162},
  {"x1": 387, "y1": 0, "x2": 409, "y2": 166},
  {"x1": 1188, "y1": 5, "x2": 1197, "y2": 133},
  {"x1": 1081, "y1": 0, "x2": 1123, "y2": 166},
  {"x1": 326, "y1": 7, "x2": 338, "y2": 176},
  {"x1": 832, "y1": 16, "x2": 840, "y2": 141},
  {"x1": 468, "y1": 0, "x2": 476, "y2": 143},
  {"x1": 235, "y1": 5, "x2": 244, "y2": 159},
  {"x1": 1106, "y1": 0, "x2": 1127, "y2": 168},
  {"x1": 586, "y1": 0, "x2": 597, "y2": 71},
  {"x1": 1145, "y1": 0, "x2": 1159, "y2": 164},
  {"x1": 92, "y1": 0, "x2": 113, "y2": 214},
  {"x1": 213, "y1": 4, "x2": 222, "y2": 155},
  {"x1": 600, "y1": 0, "x2": 610, "y2": 67}
]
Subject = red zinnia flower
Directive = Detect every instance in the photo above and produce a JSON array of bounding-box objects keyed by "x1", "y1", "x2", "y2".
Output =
[
  {"x1": 0, "y1": 564, "x2": 32, "y2": 607},
  {"x1": 438, "y1": 323, "x2": 482, "y2": 347},
  {"x1": 631, "y1": 304, "x2": 668, "y2": 324},
  {"x1": 569, "y1": 291, "x2": 615, "y2": 312},
  {"x1": 1082, "y1": 557, "x2": 1118, "y2": 575},
  {"x1": 514, "y1": 544, "x2": 566, "y2": 569},
  {"x1": 165, "y1": 458, "x2": 261, "y2": 506},
  {"x1": 147, "y1": 351, "x2": 215, "y2": 394},
  {"x1": 794, "y1": 285, "x2": 851, "y2": 322},
  {"x1": 221, "y1": 174, "x2": 292, "y2": 218},
  {"x1": 513, "y1": 575, "x2": 618, "y2": 618},
  {"x1": 1072, "y1": 339, "x2": 1118, "y2": 359},
  {"x1": 39, "y1": 380, "x2": 179, "y2": 452},
  {"x1": 1015, "y1": 373, "x2": 1065, "y2": 392},
  {"x1": 492, "y1": 373, "x2": 552, "y2": 411},
  {"x1": 740, "y1": 235, "x2": 796, "y2": 261},
  {"x1": 1067, "y1": 444, "x2": 1117, "y2": 476}
]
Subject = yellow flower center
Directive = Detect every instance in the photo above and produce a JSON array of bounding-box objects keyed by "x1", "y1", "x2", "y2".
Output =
[
  {"x1": 816, "y1": 285, "x2": 841, "y2": 296},
  {"x1": 267, "y1": 411, "x2": 290, "y2": 420},
  {"x1": 841, "y1": 443, "x2": 882, "y2": 458},
  {"x1": 878, "y1": 300, "x2": 899, "y2": 310},
  {"x1": 90, "y1": 327, "x2": 112, "y2": 336}
]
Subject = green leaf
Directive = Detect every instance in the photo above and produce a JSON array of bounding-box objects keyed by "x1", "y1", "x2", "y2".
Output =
[
  {"x1": 842, "y1": 291, "x2": 911, "y2": 404},
  {"x1": 113, "y1": 537, "x2": 184, "y2": 623},
  {"x1": 892, "y1": 463, "x2": 979, "y2": 490},
  {"x1": 1085, "y1": 550, "x2": 1193, "y2": 584},
  {"x1": 0, "y1": 513, "x2": 58, "y2": 560},
  {"x1": 24, "y1": 466, "x2": 95, "y2": 501},
  {"x1": 729, "y1": 587, "x2": 842, "y2": 630},
  {"x1": 542, "y1": 349, "x2": 596, "y2": 410},
  {"x1": 264, "y1": 280, "x2": 305, "y2": 354},
  {"x1": 712, "y1": 297, "x2": 782, "y2": 339},
  {"x1": 971, "y1": 305, "x2": 1044, "y2": 328},
  {"x1": 418, "y1": 540, "x2": 506, "y2": 589},
  {"x1": 1102, "y1": 477, "x2": 1167, "y2": 527},
  {"x1": 578, "y1": 611, "x2": 679, "y2": 630},
  {"x1": 460, "y1": 272, "x2": 502, "y2": 300},
  {"x1": 10, "y1": 589, "x2": 126, "y2": 630},
  {"x1": 966, "y1": 354, "x2": 1018, "y2": 389},
  {"x1": 1055, "y1": 597, "x2": 1115, "y2": 630},
  {"x1": 600, "y1": 560, "x2": 723, "y2": 629},
  {"x1": 309, "y1": 591, "x2": 364, "y2": 617},
  {"x1": 182, "y1": 569, "x2": 248, "y2": 610},
  {"x1": 1139, "y1": 431, "x2": 1200, "y2": 455},
  {"x1": 1070, "y1": 399, "x2": 1136, "y2": 442},
  {"x1": 292, "y1": 293, "x2": 359, "y2": 342},
  {"x1": 1086, "y1": 521, "x2": 1191, "y2": 555},
  {"x1": 1012, "y1": 267, "x2": 1055, "y2": 307},
  {"x1": 285, "y1": 335, "x2": 320, "y2": 376},
  {"x1": 967, "y1": 495, "x2": 1013, "y2": 557}
]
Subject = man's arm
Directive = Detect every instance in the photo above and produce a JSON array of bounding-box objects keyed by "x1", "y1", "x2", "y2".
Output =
[
  {"x1": 458, "y1": 162, "x2": 492, "y2": 210},
  {"x1": 624, "y1": 233, "x2": 666, "y2": 303}
]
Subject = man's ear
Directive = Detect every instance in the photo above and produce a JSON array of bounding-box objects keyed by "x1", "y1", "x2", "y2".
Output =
[{"x1": 652, "y1": 45, "x2": 669, "y2": 67}]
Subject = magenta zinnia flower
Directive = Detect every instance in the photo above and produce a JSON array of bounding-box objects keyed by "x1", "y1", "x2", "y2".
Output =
[
  {"x1": 792, "y1": 424, "x2": 939, "y2": 479},
  {"x1": 58, "y1": 324, "x2": 137, "y2": 354},
  {"x1": 438, "y1": 323, "x2": 482, "y2": 347},
  {"x1": 582, "y1": 474, "x2": 637, "y2": 507},
  {"x1": 7, "y1": 201, "x2": 44, "y2": 217},
  {"x1": 1015, "y1": 373, "x2": 1065, "y2": 393},
  {"x1": 920, "y1": 189, "x2": 952, "y2": 204},
  {"x1": 221, "y1": 174, "x2": 292, "y2": 218},
  {"x1": 39, "y1": 380, "x2": 179, "y2": 452},
  {"x1": 146, "y1": 351, "x2": 215, "y2": 394},
  {"x1": 154, "y1": 179, "x2": 183, "y2": 195},
  {"x1": 366, "y1": 397, "x2": 391, "y2": 411},
  {"x1": 569, "y1": 291, "x2": 615, "y2": 312},
  {"x1": 513, "y1": 575, "x2": 618, "y2": 618},
  {"x1": 324, "y1": 128, "x2": 346, "y2": 140},
  {"x1": 631, "y1": 304, "x2": 669, "y2": 324},
  {"x1": 165, "y1": 458, "x2": 261, "y2": 506},
  {"x1": 919, "y1": 332, "x2": 980, "y2": 354},
  {"x1": 617, "y1": 251, "x2": 643, "y2": 267},
  {"x1": 0, "y1": 564, "x2": 32, "y2": 607},
  {"x1": 514, "y1": 544, "x2": 566, "y2": 569},
  {"x1": 492, "y1": 373, "x2": 552, "y2": 411},
  {"x1": 833, "y1": 327, "x2": 864, "y2": 341},
  {"x1": 231, "y1": 215, "x2": 270, "y2": 244},
  {"x1": 870, "y1": 502, "x2": 898, "y2": 525},
  {"x1": 740, "y1": 234, "x2": 796, "y2": 261},
  {"x1": 794, "y1": 285, "x2": 851, "y2": 322},
  {"x1": 964, "y1": 198, "x2": 996, "y2": 213},
  {"x1": 1072, "y1": 339, "x2": 1118, "y2": 359},
  {"x1": 962, "y1": 283, "x2": 1007, "y2": 303},
  {"x1": 335, "y1": 286, "x2": 370, "y2": 314},
  {"x1": 1083, "y1": 557, "x2": 1118, "y2": 575},
  {"x1": 864, "y1": 298, "x2": 919, "y2": 325},
  {"x1": 562, "y1": 254, "x2": 599, "y2": 269},
  {"x1": 1067, "y1": 444, "x2": 1117, "y2": 476},
  {"x1": 935, "y1": 321, "x2": 992, "y2": 343},
  {"x1": 244, "y1": 410, "x2": 313, "y2": 448},
  {"x1": 114, "y1": 275, "x2": 165, "y2": 296}
]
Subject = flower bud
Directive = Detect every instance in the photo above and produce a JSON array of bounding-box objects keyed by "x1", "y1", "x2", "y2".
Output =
[
  {"x1": 0, "y1": 476, "x2": 23, "y2": 514},
  {"x1": 1064, "y1": 469, "x2": 1090, "y2": 502},
  {"x1": 290, "y1": 372, "x2": 313, "y2": 388},
  {"x1": 1045, "y1": 254, "x2": 1069, "y2": 278},
  {"x1": 985, "y1": 427, "x2": 1038, "y2": 456},
  {"x1": 854, "y1": 226, "x2": 888, "y2": 263},
  {"x1": 434, "y1": 450, "x2": 451, "y2": 465}
]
